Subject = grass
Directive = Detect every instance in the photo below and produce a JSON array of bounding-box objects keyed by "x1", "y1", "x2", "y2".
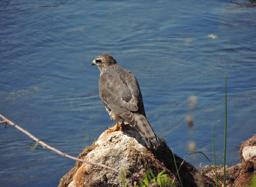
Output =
[
  {"x1": 211, "y1": 124, "x2": 220, "y2": 187},
  {"x1": 223, "y1": 76, "x2": 228, "y2": 187},
  {"x1": 119, "y1": 169, "x2": 175, "y2": 187},
  {"x1": 249, "y1": 175, "x2": 256, "y2": 187},
  {"x1": 140, "y1": 170, "x2": 175, "y2": 187},
  {"x1": 200, "y1": 77, "x2": 229, "y2": 187},
  {"x1": 170, "y1": 152, "x2": 182, "y2": 187},
  {"x1": 119, "y1": 168, "x2": 129, "y2": 187}
]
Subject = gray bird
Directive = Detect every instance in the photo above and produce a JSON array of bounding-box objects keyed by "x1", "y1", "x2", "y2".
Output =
[{"x1": 91, "y1": 54, "x2": 160, "y2": 149}]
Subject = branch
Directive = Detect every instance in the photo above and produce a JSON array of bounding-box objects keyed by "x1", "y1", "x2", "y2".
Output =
[{"x1": 0, "y1": 113, "x2": 118, "y2": 173}]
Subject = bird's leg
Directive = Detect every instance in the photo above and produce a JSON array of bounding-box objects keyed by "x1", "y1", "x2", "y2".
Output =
[
  {"x1": 107, "y1": 109, "x2": 121, "y2": 122},
  {"x1": 107, "y1": 123, "x2": 122, "y2": 132}
]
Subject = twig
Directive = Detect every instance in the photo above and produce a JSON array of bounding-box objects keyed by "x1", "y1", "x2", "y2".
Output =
[
  {"x1": 189, "y1": 151, "x2": 212, "y2": 163},
  {"x1": 0, "y1": 113, "x2": 118, "y2": 173}
]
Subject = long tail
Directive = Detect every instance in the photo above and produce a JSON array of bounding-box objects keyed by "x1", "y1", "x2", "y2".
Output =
[{"x1": 120, "y1": 112, "x2": 161, "y2": 149}]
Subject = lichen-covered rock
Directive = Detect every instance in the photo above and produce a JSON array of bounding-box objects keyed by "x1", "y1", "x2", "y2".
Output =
[
  {"x1": 240, "y1": 135, "x2": 256, "y2": 162},
  {"x1": 234, "y1": 135, "x2": 256, "y2": 187},
  {"x1": 200, "y1": 135, "x2": 256, "y2": 187},
  {"x1": 59, "y1": 124, "x2": 174, "y2": 187},
  {"x1": 200, "y1": 164, "x2": 241, "y2": 186},
  {"x1": 59, "y1": 124, "x2": 213, "y2": 187}
]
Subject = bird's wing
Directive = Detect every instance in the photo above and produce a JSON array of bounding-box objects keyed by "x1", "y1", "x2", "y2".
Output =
[
  {"x1": 99, "y1": 72, "x2": 131, "y2": 114},
  {"x1": 119, "y1": 70, "x2": 141, "y2": 112}
]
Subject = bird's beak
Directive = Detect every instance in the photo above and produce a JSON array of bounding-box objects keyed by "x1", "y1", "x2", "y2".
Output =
[{"x1": 91, "y1": 59, "x2": 96, "y2": 66}]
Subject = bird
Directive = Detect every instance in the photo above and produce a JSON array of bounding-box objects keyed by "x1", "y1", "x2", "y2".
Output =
[{"x1": 91, "y1": 54, "x2": 160, "y2": 149}]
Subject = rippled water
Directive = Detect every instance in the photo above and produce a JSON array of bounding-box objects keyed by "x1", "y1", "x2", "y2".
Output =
[{"x1": 0, "y1": 1, "x2": 256, "y2": 186}]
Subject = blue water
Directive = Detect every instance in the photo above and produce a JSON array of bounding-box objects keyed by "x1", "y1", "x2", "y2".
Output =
[{"x1": 0, "y1": 0, "x2": 256, "y2": 186}]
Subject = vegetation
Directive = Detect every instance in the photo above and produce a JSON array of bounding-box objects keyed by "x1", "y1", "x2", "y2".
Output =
[
  {"x1": 223, "y1": 77, "x2": 228, "y2": 187},
  {"x1": 249, "y1": 175, "x2": 256, "y2": 187},
  {"x1": 139, "y1": 170, "x2": 175, "y2": 187},
  {"x1": 119, "y1": 169, "x2": 129, "y2": 187},
  {"x1": 170, "y1": 152, "x2": 182, "y2": 187},
  {"x1": 119, "y1": 170, "x2": 175, "y2": 187}
]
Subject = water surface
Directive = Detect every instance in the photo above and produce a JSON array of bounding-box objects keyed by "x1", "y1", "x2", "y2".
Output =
[{"x1": 0, "y1": 1, "x2": 256, "y2": 186}]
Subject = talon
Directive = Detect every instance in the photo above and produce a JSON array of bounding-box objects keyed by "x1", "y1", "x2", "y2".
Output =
[{"x1": 107, "y1": 123, "x2": 122, "y2": 132}]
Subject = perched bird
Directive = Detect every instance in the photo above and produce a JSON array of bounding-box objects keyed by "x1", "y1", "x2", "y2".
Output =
[{"x1": 91, "y1": 54, "x2": 160, "y2": 149}]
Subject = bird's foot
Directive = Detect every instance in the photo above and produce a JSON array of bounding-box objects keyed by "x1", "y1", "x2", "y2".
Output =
[{"x1": 107, "y1": 123, "x2": 122, "y2": 133}]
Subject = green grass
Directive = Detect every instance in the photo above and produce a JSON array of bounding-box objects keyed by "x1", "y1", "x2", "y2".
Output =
[
  {"x1": 211, "y1": 125, "x2": 220, "y2": 187},
  {"x1": 171, "y1": 152, "x2": 182, "y2": 187},
  {"x1": 119, "y1": 169, "x2": 175, "y2": 187},
  {"x1": 208, "y1": 77, "x2": 229, "y2": 187},
  {"x1": 140, "y1": 170, "x2": 175, "y2": 187},
  {"x1": 249, "y1": 175, "x2": 256, "y2": 187},
  {"x1": 119, "y1": 168, "x2": 129, "y2": 187},
  {"x1": 223, "y1": 76, "x2": 228, "y2": 187}
]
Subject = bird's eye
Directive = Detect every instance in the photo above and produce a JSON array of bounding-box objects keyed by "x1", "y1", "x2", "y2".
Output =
[{"x1": 96, "y1": 59, "x2": 102, "y2": 63}]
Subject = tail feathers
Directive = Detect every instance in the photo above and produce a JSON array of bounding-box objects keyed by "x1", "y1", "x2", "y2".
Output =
[
  {"x1": 120, "y1": 112, "x2": 161, "y2": 149},
  {"x1": 134, "y1": 114, "x2": 161, "y2": 149}
]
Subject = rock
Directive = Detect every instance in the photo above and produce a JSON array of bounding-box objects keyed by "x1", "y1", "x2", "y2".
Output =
[
  {"x1": 240, "y1": 135, "x2": 256, "y2": 162},
  {"x1": 200, "y1": 164, "x2": 241, "y2": 186},
  {"x1": 234, "y1": 135, "x2": 256, "y2": 187},
  {"x1": 58, "y1": 124, "x2": 213, "y2": 187},
  {"x1": 200, "y1": 135, "x2": 256, "y2": 187}
]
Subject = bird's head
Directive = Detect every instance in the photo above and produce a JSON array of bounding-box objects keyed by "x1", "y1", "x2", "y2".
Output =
[{"x1": 91, "y1": 54, "x2": 117, "y2": 71}]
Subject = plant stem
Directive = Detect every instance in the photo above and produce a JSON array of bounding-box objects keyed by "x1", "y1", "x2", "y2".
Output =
[
  {"x1": 171, "y1": 151, "x2": 183, "y2": 187},
  {"x1": 223, "y1": 76, "x2": 228, "y2": 187},
  {"x1": 211, "y1": 125, "x2": 218, "y2": 186}
]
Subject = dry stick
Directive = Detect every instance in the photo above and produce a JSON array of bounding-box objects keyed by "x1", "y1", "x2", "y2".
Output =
[{"x1": 0, "y1": 113, "x2": 118, "y2": 173}]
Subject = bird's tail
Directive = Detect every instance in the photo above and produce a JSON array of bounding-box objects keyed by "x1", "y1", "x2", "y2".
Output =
[{"x1": 120, "y1": 112, "x2": 161, "y2": 149}]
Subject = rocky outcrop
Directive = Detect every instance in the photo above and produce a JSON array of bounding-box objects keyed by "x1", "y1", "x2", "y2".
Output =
[
  {"x1": 58, "y1": 124, "x2": 213, "y2": 187},
  {"x1": 234, "y1": 135, "x2": 256, "y2": 187},
  {"x1": 201, "y1": 135, "x2": 256, "y2": 187}
]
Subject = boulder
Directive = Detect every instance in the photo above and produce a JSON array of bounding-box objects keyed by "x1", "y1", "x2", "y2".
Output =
[
  {"x1": 201, "y1": 135, "x2": 256, "y2": 187},
  {"x1": 234, "y1": 135, "x2": 256, "y2": 187},
  {"x1": 58, "y1": 124, "x2": 213, "y2": 187}
]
